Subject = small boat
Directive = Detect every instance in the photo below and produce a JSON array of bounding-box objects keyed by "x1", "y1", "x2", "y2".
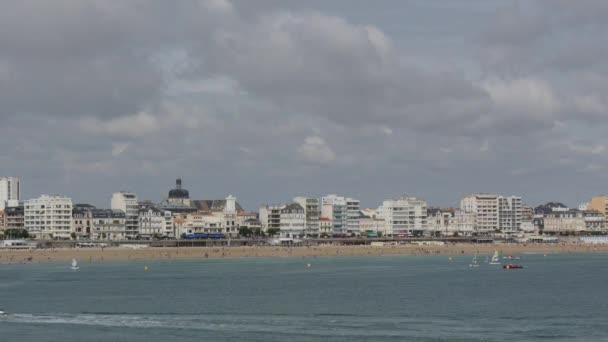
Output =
[
  {"x1": 503, "y1": 264, "x2": 524, "y2": 269},
  {"x1": 489, "y1": 250, "x2": 501, "y2": 265},
  {"x1": 469, "y1": 254, "x2": 479, "y2": 268},
  {"x1": 503, "y1": 253, "x2": 520, "y2": 260},
  {"x1": 71, "y1": 259, "x2": 80, "y2": 270},
  {"x1": 0, "y1": 310, "x2": 7, "y2": 316}
]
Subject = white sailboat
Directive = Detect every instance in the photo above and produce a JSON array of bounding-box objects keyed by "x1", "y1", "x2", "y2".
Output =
[
  {"x1": 469, "y1": 253, "x2": 479, "y2": 268},
  {"x1": 71, "y1": 259, "x2": 80, "y2": 270},
  {"x1": 489, "y1": 250, "x2": 500, "y2": 265}
]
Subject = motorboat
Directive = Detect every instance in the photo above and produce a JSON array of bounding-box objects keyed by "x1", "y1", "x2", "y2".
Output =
[
  {"x1": 0, "y1": 310, "x2": 7, "y2": 316},
  {"x1": 503, "y1": 264, "x2": 524, "y2": 269},
  {"x1": 503, "y1": 253, "x2": 520, "y2": 260},
  {"x1": 71, "y1": 259, "x2": 80, "y2": 270}
]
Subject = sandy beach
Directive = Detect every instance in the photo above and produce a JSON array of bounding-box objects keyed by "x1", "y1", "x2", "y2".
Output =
[{"x1": 1, "y1": 243, "x2": 608, "y2": 264}]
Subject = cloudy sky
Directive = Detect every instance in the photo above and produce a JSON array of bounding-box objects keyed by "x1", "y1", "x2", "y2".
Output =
[{"x1": 1, "y1": 0, "x2": 607, "y2": 209}]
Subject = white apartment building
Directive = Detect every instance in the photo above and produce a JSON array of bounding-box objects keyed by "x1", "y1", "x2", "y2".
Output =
[
  {"x1": 448, "y1": 210, "x2": 476, "y2": 236},
  {"x1": 25, "y1": 195, "x2": 73, "y2": 239},
  {"x1": 345, "y1": 198, "x2": 361, "y2": 234},
  {"x1": 177, "y1": 213, "x2": 224, "y2": 236},
  {"x1": 111, "y1": 192, "x2": 139, "y2": 239},
  {"x1": 139, "y1": 206, "x2": 173, "y2": 239},
  {"x1": 280, "y1": 203, "x2": 306, "y2": 238},
  {"x1": 259, "y1": 204, "x2": 284, "y2": 231},
  {"x1": 0, "y1": 177, "x2": 20, "y2": 210},
  {"x1": 461, "y1": 194, "x2": 522, "y2": 234},
  {"x1": 293, "y1": 197, "x2": 320, "y2": 237},
  {"x1": 91, "y1": 209, "x2": 127, "y2": 240},
  {"x1": 377, "y1": 196, "x2": 428, "y2": 236}
]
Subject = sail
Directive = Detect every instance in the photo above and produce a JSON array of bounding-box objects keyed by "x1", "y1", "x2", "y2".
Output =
[
  {"x1": 72, "y1": 259, "x2": 78, "y2": 267},
  {"x1": 490, "y1": 251, "x2": 500, "y2": 263}
]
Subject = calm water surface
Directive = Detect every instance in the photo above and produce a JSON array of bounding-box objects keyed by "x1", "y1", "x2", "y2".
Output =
[{"x1": 1, "y1": 253, "x2": 607, "y2": 341}]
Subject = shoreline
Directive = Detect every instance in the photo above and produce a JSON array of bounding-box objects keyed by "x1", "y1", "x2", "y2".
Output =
[{"x1": 2, "y1": 243, "x2": 608, "y2": 264}]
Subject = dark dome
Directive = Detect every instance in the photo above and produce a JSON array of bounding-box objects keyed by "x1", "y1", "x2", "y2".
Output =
[{"x1": 168, "y1": 178, "x2": 190, "y2": 199}]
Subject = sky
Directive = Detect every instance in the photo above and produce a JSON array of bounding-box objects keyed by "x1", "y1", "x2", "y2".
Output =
[{"x1": 1, "y1": 0, "x2": 608, "y2": 210}]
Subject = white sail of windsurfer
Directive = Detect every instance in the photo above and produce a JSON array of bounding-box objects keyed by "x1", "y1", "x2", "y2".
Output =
[
  {"x1": 71, "y1": 259, "x2": 79, "y2": 270},
  {"x1": 489, "y1": 250, "x2": 500, "y2": 265}
]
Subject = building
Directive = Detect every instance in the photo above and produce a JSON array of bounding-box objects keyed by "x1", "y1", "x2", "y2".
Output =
[
  {"x1": 0, "y1": 177, "x2": 20, "y2": 210},
  {"x1": 72, "y1": 204, "x2": 96, "y2": 239},
  {"x1": 319, "y1": 217, "x2": 332, "y2": 235},
  {"x1": 543, "y1": 209, "x2": 585, "y2": 234},
  {"x1": 533, "y1": 202, "x2": 569, "y2": 232},
  {"x1": 4, "y1": 205, "x2": 24, "y2": 231},
  {"x1": 91, "y1": 209, "x2": 127, "y2": 240},
  {"x1": 176, "y1": 213, "x2": 224, "y2": 236},
  {"x1": 345, "y1": 198, "x2": 361, "y2": 234},
  {"x1": 167, "y1": 178, "x2": 191, "y2": 206},
  {"x1": 111, "y1": 192, "x2": 139, "y2": 238},
  {"x1": 321, "y1": 194, "x2": 349, "y2": 234},
  {"x1": 583, "y1": 210, "x2": 605, "y2": 232},
  {"x1": 25, "y1": 195, "x2": 73, "y2": 239},
  {"x1": 358, "y1": 211, "x2": 387, "y2": 236},
  {"x1": 259, "y1": 205, "x2": 283, "y2": 231},
  {"x1": 377, "y1": 196, "x2": 428, "y2": 236},
  {"x1": 279, "y1": 203, "x2": 305, "y2": 238},
  {"x1": 138, "y1": 205, "x2": 173, "y2": 239},
  {"x1": 293, "y1": 197, "x2": 320, "y2": 237},
  {"x1": 448, "y1": 210, "x2": 476, "y2": 236},
  {"x1": 588, "y1": 195, "x2": 608, "y2": 216},
  {"x1": 461, "y1": 194, "x2": 523, "y2": 234},
  {"x1": 0, "y1": 210, "x2": 5, "y2": 233},
  {"x1": 427, "y1": 208, "x2": 455, "y2": 236}
]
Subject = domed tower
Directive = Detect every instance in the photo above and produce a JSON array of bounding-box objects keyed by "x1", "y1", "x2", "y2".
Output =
[{"x1": 168, "y1": 178, "x2": 190, "y2": 206}]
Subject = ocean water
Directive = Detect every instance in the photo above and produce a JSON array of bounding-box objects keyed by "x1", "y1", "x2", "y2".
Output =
[{"x1": 1, "y1": 253, "x2": 608, "y2": 341}]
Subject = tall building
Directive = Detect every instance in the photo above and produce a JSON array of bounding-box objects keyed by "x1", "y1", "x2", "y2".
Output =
[
  {"x1": 377, "y1": 196, "x2": 428, "y2": 236},
  {"x1": 111, "y1": 192, "x2": 139, "y2": 238},
  {"x1": 588, "y1": 195, "x2": 608, "y2": 217},
  {"x1": 345, "y1": 198, "x2": 361, "y2": 234},
  {"x1": 461, "y1": 194, "x2": 522, "y2": 234},
  {"x1": 259, "y1": 204, "x2": 283, "y2": 232},
  {"x1": 4, "y1": 205, "x2": 24, "y2": 231},
  {"x1": 279, "y1": 203, "x2": 305, "y2": 237},
  {"x1": 293, "y1": 196, "x2": 320, "y2": 237},
  {"x1": 25, "y1": 195, "x2": 73, "y2": 239},
  {"x1": 138, "y1": 203, "x2": 173, "y2": 239},
  {"x1": 321, "y1": 194, "x2": 349, "y2": 234},
  {"x1": 0, "y1": 177, "x2": 20, "y2": 210},
  {"x1": 167, "y1": 178, "x2": 191, "y2": 206}
]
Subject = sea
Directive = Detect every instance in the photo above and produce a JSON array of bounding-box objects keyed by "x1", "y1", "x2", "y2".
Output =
[{"x1": 1, "y1": 253, "x2": 608, "y2": 341}]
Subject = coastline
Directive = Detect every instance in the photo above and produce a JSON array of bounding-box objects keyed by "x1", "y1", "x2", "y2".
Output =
[{"x1": 2, "y1": 243, "x2": 608, "y2": 264}]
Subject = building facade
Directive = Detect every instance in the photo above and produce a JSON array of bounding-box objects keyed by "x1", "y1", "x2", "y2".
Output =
[
  {"x1": 25, "y1": 195, "x2": 73, "y2": 239},
  {"x1": 91, "y1": 209, "x2": 127, "y2": 240},
  {"x1": 0, "y1": 177, "x2": 20, "y2": 210},
  {"x1": 293, "y1": 197, "x2": 320, "y2": 237},
  {"x1": 321, "y1": 194, "x2": 348, "y2": 234},
  {"x1": 138, "y1": 206, "x2": 173, "y2": 239},
  {"x1": 4, "y1": 205, "x2": 24, "y2": 231},
  {"x1": 461, "y1": 194, "x2": 522, "y2": 234},
  {"x1": 377, "y1": 196, "x2": 428, "y2": 236},
  {"x1": 111, "y1": 192, "x2": 139, "y2": 238},
  {"x1": 279, "y1": 203, "x2": 305, "y2": 237}
]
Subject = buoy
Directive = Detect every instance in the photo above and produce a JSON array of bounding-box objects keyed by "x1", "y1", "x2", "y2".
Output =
[
  {"x1": 144, "y1": 266, "x2": 149, "y2": 271},
  {"x1": 544, "y1": 254, "x2": 547, "y2": 257},
  {"x1": 448, "y1": 257, "x2": 452, "y2": 261},
  {"x1": 307, "y1": 263, "x2": 311, "y2": 268}
]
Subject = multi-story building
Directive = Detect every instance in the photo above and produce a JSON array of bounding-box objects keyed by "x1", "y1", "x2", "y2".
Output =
[
  {"x1": 461, "y1": 194, "x2": 522, "y2": 234},
  {"x1": 543, "y1": 209, "x2": 585, "y2": 234},
  {"x1": 167, "y1": 178, "x2": 191, "y2": 206},
  {"x1": 377, "y1": 196, "x2": 428, "y2": 236},
  {"x1": 358, "y1": 212, "x2": 387, "y2": 236},
  {"x1": 588, "y1": 195, "x2": 608, "y2": 216},
  {"x1": 0, "y1": 210, "x2": 5, "y2": 233},
  {"x1": 72, "y1": 204, "x2": 96, "y2": 239},
  {"x1": 583, "y1": 210, "x2": 605, "y2": 232},
  {"x1": 0, "y1": 176, "x2": 20, "y2": 210},
  {"x1": 91, "y1": 209, "x2": 127, "y2": 240},
  {"x1": 448, "y1": 210, "x2": 476, "y2": 236},
  {"x1": 321, "y1": 194, "x2": 348, "y2": 234},
  {"x1": 427, "y1": 208, "x2": 455, "y2": 236},
  {"x1": 293, "y1": 196, "x2": 320, "y2": 237},
  {"x1": 319, "y1": 217, "x2": 332, "y2": 236},
  {"x1": 279, "y1": 203, "x2": 305, "y2": 238},
  {"x1": 345, "y1": 198, "x2": 361, "y2": 235},
  {"x1": 176, "y1": 213, "x2": 224, "y2": 236},
  {"x1": 25, "y1": 195, "x2": 73, "y2": 239},
  {"x1": 111, "y1": 192, "x2": 139, "y2": 238},
  {"x1": 4, "y1": 205, "x2": 24, "y2": 231},
  {"x1": 259, "y1": 205, "x2": 283, "y2": 231},
  {"x1": 138, "y1": 205, "x2": 173, "y2": 239}
]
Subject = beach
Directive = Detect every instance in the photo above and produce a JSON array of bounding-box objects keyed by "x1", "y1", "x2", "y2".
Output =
[{"x1": 2, "y1": 242, "x2": 608, "y2": 264}]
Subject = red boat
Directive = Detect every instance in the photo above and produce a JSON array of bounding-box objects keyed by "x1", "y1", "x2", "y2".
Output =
[{"x1": 503, "y1": 264, "x2": 524, "y2": 269}]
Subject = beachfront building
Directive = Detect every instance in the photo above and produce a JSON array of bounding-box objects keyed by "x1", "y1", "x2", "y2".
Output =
[
  {"x1": 321, "y1": 194, "x2": 360, "y2": 235},
  {"x1": 319, "y1": 217, "x2": 332, "y2": 236},
  {"x1": 460, "y1": 194, "x2": 523, "y2": 235},
  {"x1": 91, "y1": 209, "x2": 127, "y2": 240},
  {"x1": 358, "y1": 210, "x2": 387, "y2": 237},
  {"x1": 138, "y1": 205, "x2": 173, "y2": 239},
  {"x1": 533, "y1": 202, "x2": 569, "y2": 232},
  {"x1": 0, "y1": 210, "x2": 5, "y2": 234},
  {"x1": 583, "y1": 210, "x2": 605, "y2": 232},
  {"x1": 377, "y1": 196, "x2": 428, "y2": 236},
  {"x1": 0, "y1": 176, "x2": 20, "y2": 210},
  {"x1": 176, "y1": 213, "x2": 224, "y2": 236},
  {"x1": 4, "y1": 205, "x2": 24, "y2": 231},
  {"x1": 543, "y1": 209, "x2": 586, "y2": 234},
  {"x1": 72, "y1": 204, "x2": 96, "y2": 239},
  {"x1": 279, "y1": 203, "x2": 306, "y2": 238},
  {"x1": 588, "y1": 195, "x2": 608, "y2": 216},
  {"x1": 293, "y1": 196, "x2": 321, "y2": 237},
  {"x1": 25, "y1": 195, "x2": 73, "y2": 239},
  {"x1": 427, "y1": 208, "x2": 455, "y2": 236},
  {"x1": 259, "y1": 204, "x2": 283, "y2": 232},
  {"x1": 111, "y1": 192, "x2": 139, "y2": 239},
  {"x1": 447, "y1": 210, "x2": 476, "y2": 236}
]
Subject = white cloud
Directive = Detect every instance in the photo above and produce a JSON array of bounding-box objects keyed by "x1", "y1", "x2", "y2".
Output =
[
  {"x1": 297, "y1": 136, "x2": 336, "y2": 163},
  {"x1": 481, "y1": 78, "x2": 561, "y2": 114},
  {"x1": 80, "y1": 112, "x2": 160, "y2": 138}
]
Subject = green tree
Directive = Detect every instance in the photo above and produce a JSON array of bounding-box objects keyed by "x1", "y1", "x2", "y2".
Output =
[
  {"x1": 70, "y1": 232, "x2": 77, "y2": 240},
  {"x1": 266, "y1": 228, "x2": 280, "y2": 237},
  {"x1": 238, "y1": 227, "x2": 253, "y2": 237}
]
